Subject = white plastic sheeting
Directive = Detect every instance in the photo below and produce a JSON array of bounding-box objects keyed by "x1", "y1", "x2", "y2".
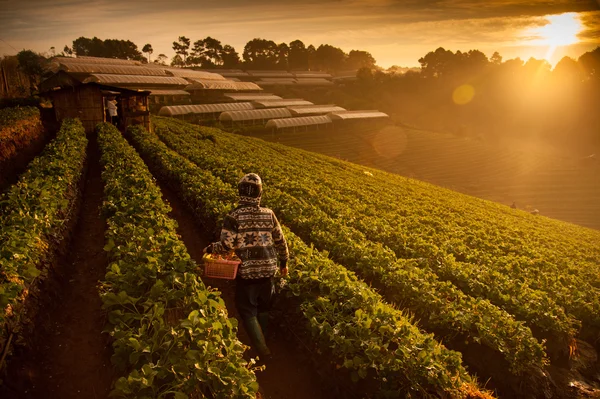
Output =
[
  {"x1": 186, "y1": 80, "x2": 262, "y2": 91},
  {"x1": 252, "y1": 99, "x2": 313, "y2": 108},
  {"x1": 164, "y1": 69, "x2": 226, "y2": 80},
  {"x1": 84, "y1": 74, "x2": 189, "y2": 86},
  {"x1": 328, "y1": 110, "x2": 389, "y2": 120},
  {"x1": 158, "y1": 102, "x2": 254, "y2": 116},
  {"x1": 53, "y1": 56, "x2": 141, "y2": 65},
  {"x1": 220, "y1": 108, "x2": 291, "y2": 122},
  {"x1": 265, "y1": 115, "x2": 332, "y2": 129},
  {"x1": 149, "y1": 89, "x2": 190, "y2": 96},
  {"x1": 223, "y1": 93, "x2": 282, "y2": 101},
  {"x1": 288, "y1": 105, "x2": 346, "y2": 116},
  {"x1": 59, "y1": 63, "x2": 167, "y2": 76}
]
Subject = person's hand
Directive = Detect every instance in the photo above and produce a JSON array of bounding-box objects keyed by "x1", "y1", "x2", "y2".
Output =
[{"x1": 279, "y1": 267, "x2": 288, "y2": 277}]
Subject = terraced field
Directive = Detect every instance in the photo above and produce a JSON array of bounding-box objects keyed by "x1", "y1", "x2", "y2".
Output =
[{"x1": 250, "y1": 125, "x2": 600, "y2": 230}]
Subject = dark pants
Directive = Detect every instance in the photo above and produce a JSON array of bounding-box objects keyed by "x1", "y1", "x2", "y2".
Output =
[{"x1": 235, "y1": 277, "x2": 274, "y2": 320}]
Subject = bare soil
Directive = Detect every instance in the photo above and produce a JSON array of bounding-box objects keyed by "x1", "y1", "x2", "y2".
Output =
[
  {"x1": 0, "y1": 134, "x2": 114, "y2": 399},
  {"x1": 158, "y1": 181, "x2": 331, "y2": 399}
]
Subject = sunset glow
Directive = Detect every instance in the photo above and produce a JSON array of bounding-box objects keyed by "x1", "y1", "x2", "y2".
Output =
[{"x1": 525, "y1": 12, "x2": 584, "y2": 62}]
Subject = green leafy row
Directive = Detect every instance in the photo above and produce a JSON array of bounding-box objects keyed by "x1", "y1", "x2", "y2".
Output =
[
  {"x1": 97, "y1": 122, "x2": 257, "y2": 399},
  {"x1": 126, "y1": 124, "x2": 493, "y2": 399},
  {"x1": 151, "y1": 117, "x2": 548, "y2": 378},
  {"x1": 152, "y1": 118, "x2": 578, "y2": 353},
  {"x1": 0, "y1": 118, "x2": 87, "y2": 359},
  {"x1": 0, "y1": 106, "x2": 43, "y2": 164}
]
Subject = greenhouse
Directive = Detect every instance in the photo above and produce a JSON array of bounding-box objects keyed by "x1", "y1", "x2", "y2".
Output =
[
  {"x1": 288, "y1": 105, "x2": 346, "y2": 116},
  {"x1": 328, "y1": 110, "x2": 390, "y2": 120},
  {"x1": 265, "y1": 115, "x2": 332, "y2": 132},
  {"x1": 252, "y1": 99, "x2": 313, "y2": 108},
  {"x1": 57, "y1": 63, "x2": 167, "y2": 76},
  {"x1": 83, "y1": 74, "x2": 189, "y2": 88},
  {"x1": 223, "y1": 93, "x2": 282, "y2": 101},
  {"x1": 158, "y1": 102, "x2": 254, "y2": 121},
  {"x1": 219, "y1": 108, "x2": 292, "y2": 126}
]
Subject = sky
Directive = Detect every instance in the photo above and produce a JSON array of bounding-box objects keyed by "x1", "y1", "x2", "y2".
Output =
[{"x1": 1, "y1": 0, "x2": 599, "y2": 68}]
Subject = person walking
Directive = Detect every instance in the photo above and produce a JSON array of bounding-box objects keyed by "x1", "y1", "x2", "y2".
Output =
[{"x1": 204, "y1": 173, "x2": 288, "y2": 359}]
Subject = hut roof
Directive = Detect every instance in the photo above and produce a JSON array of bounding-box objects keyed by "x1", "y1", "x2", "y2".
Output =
[
  {"x1": 164, "y1": 68, "x2": 226, "y2": 80},
  {"x1": 57, "y1": 63, "x2": 167, "y2": 76},
  {"x1": 223, "y1": 93, "x2": 282, "y2": 101},
  {"x1": 149, "y1": 89, "x2": 190, "y2": 96},
  {"x1": 252, "y1": 99, "x2": 313, "y2": 108},
  {"x1": 84, "y1": 74, "x2": 189, "y2": 87},
  {"x1": 220, "y1": 108, "x2": 292, "y2": 122},
  {"x1": 266, "y1": 115, "x2": 332, "y2": 129},
  {"x1": 328, "y1": 110, "x2": 390, "y2": 120},
  {"x1": 185, "y1": 80, "x2": 262, "y2": 91},
  {"x1": 288, "y1": 105, "x2": 346, "y2": 116},
  {"x1": 53, "y1": 56, "x2": 141, "y2": 65},
  {"x1": 158, "y1": 102, "x2": 254, "y2": 116}
]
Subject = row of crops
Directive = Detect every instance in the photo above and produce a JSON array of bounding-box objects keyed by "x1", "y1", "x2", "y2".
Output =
[
  {"x1": 148, "y1": 116, "x2": 600, "y2": 395},
  {"x1": 0, "y1": 118, "x2": 87, "y2": 366},
  {"x1": 125, "y1": 123, "x2": 491, "y2": 398}
]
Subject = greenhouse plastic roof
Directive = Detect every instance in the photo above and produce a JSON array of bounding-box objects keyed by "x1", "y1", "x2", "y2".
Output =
[
  {"x1": 158, "y1": 102, "x2": 254, "y2": 116},
  {"x1": 328, "y1": 110, "x2": 390, "y2": 120},
  {"x1": 223, "y1": 93, "x2": 282, "y2": 101},
  {"x1": 248, "y1": 71, "x2": 294, "y2": 77},
  {"x1": 288, "y1": 105, "x2": 346, "y2": 116},
  {"x1": 59, "y1": 63, "x2": 167, "y2": 76},
  {"x1": 53, "y1": 56, "x2": 141, "y2": 65},
  {"x1": 84, "y1": 74, "x2": 189, "y2": 86},
  {"x1": 252, "y1": 99, "x2": 313, "y2": 108},
  {"x1": 220, "y1": 108, "x2": 292, "y2": 122},
  {"x1": 295, "y1": 78, "x2": 334, "y2": 85},
  {"x1": 164, "y1": 68, "x2": 226, "y2": 80},
  {"x1": 186, "y1": 80, "x2": 262, "y2": 91},
  {"x1": 266, "y1": 115, "x2": 332, "y2": 129},
  {"x1": 148, "y1": 89, "x2": 190, "y2": 96}
]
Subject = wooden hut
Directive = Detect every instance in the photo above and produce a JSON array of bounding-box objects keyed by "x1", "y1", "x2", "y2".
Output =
[{"x1": 40, "y1": 71, "x2": 151, "y2": 133}]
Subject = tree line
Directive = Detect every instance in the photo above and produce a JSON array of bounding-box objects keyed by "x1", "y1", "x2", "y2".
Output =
[
  {"x1": 61, "y1": 36, "x2": 376, "y2": 72},
  {"x1": 311, "y1": 46, "x2": 599, "y2": 153}
]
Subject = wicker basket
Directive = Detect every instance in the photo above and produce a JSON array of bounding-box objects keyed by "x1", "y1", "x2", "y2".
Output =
[{"x1": 203, "y1": 254, "x2": 240, "y2": 280}]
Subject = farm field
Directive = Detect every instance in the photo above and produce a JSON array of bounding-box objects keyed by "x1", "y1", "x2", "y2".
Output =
[
  {"x1": 1, "y1": 112, "x2": 600, "y2": 398},
  {"x1": 249, "y1": 125, "x2": 600, "y2": 231}
]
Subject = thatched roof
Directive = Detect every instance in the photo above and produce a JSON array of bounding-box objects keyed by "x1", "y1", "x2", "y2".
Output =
[
  {"x1": 288, "y1": 105, "x2": 346, "y2": 116},
  {"x1": 158, "y1": 102, "x2": 254, "y2": 116},
  {"x1": 83, "y1": 74, "x2": 189, "y2": 87},
  {"x1": 266, "y1": 115, "x2": 332, "y2": 129},
  {"x1": 252, "y1": 99, "x2": 313, "y2": 108},
  {"x1": 328, "y1": 110, "x2": 389, "y2": 120},
  {"x1": 220, "y1": 108, "x2": 292, "y2": 122}
]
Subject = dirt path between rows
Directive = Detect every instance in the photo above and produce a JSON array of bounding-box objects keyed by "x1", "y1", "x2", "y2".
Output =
[
  {"x1": 158, "y1": 182, "x2": 331, "y2": 399},
  {"x1": 0, "y1": 134, "x2": 114, "y2": 399}
]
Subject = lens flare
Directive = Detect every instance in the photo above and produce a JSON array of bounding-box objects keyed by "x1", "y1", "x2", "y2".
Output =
[
  {"x1": 453, "y1": 84, "x2": 475, "y2": 105},
  {"x1": 526, "y1": 12, "x2": 584, "y2": 62}
]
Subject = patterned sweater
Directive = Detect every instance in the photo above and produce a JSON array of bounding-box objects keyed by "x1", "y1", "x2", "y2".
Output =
[{"x1": 212, "y1": 201, "x2": 289, "y2": 279}]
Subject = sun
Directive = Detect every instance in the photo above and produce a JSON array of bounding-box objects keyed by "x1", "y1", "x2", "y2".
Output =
[{"x1": 527, "y1": 12, "x2": 583, "y2": 61}]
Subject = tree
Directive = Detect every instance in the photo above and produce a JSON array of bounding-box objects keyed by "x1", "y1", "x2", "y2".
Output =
[
  {"x1": 288, "y1": 40, "x2": 308, "y2": 70},
  {"x1": 171, "y1": 54, "x2": 185, "y2": 67},
  {"x1": 579, "y1": 46, "x2": 600, "y2": 80},
  {"x1": 418, "y1": 47, "x2": 457, "y2": 78},
  {"x1": 16, "y1": 50, "x2": 47, "y2": 91},
  {"x1": 70, "y1": 36, "x2": 144, "y2": 60},
  {"x1": 314, "y1": 44, "x2": 346, "y2": 72},
  {"x1": 172, "y1": 36, "x2": 191, "y2": 65},
  {"x1": 243, "y1": 38, "x2": 278, "y2": 69},
  {"x1": 63, "y1": 45, "x2": 74, "y2": 57},
  {"x1": 191, "y1": 37, "x2": 224, "y2": 68},
  {"x1": 307, "y1": 44, "x2": 316, "y2": 70},
  {"x1": 346, "y1": 50, "x2": 376, "y2": 70},
  {"x1": 154, "y1": 53, "x2": 168, "y2": 65},
  {"x1": 221, "y1": 45, "x2": 240, "y2": 68},
  {"x1": 276, "y1": 43, "x2": 289, "y2": 69},
  {"x1": 142, "y1": 44, "x2": 153, "y2": 63},
  {"x1": 491, "y1": 51, "x2": 502, "y2": 65}
]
